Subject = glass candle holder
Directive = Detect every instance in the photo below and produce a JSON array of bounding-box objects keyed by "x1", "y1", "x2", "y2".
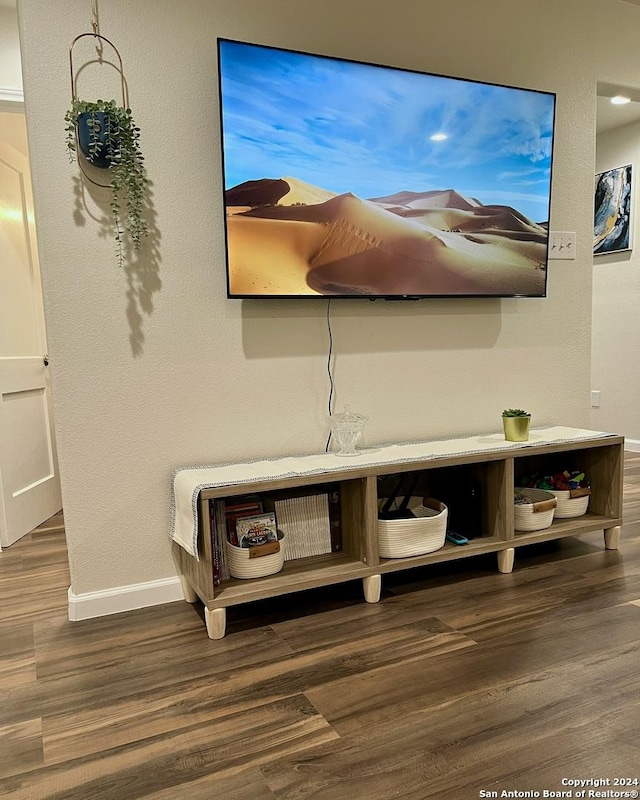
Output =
[{"x1": 329, "y1": 406, "x2": 368, "y2": 456}]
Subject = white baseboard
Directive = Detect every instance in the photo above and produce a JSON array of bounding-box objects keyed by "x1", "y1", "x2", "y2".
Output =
[
  {"x1": 68, "y1": 576, "x2": 184, "y2": 621},
  {"x1": 625, "y1": 439, "x2": 640, "y2": 452}
]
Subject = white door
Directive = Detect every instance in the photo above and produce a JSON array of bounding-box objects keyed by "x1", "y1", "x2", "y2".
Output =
[{"x1": 0, "y1": 138, "x2": 62, "y2": 548}]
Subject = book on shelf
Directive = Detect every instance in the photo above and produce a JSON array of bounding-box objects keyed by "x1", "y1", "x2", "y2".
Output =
[
  {"x1": 210, "y1": 500, "x2": 220, "y2": 586},
  {"x1": 327, "y1": 485, "x2": 342, "y2": 553},
  {"x1": 213, "y1": 499, "x2": 230, "y2": 581},
  {"x1": 208, "y1": 499, "x2": 228, "y2": 585},
  {"x1": 223, "y1": 495, "x2": 263, "y2": 546},
  {"x1": 262, "y1": 484, "x2": 342, "y2": 561},
  {"x1": 235, "y1": 511, "x2": 278, "y2": 547}
]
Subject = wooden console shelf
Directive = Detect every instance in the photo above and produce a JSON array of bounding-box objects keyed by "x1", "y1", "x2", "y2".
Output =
[{"x1": 171, "y1": 428, "x2": 624, "y2": 639}]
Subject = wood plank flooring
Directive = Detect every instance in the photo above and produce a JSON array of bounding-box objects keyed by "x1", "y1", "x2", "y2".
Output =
[{"x1": 2, "y1": 457, "x2": 640, "y2": 799}]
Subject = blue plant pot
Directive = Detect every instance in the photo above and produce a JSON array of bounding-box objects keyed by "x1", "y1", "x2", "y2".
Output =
[{"x1": 76, "y1": 111, "x2": 114, "y2": 169}]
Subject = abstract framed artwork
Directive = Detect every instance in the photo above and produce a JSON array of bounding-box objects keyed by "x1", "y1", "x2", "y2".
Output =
[{"x1": 594, "y1": 164, "x2": 633, "y2": 255}]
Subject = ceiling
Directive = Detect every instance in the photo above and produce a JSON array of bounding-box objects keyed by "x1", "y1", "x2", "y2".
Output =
[{"x1": 596, "y1": 82, "x2": 640, "y2": 134}]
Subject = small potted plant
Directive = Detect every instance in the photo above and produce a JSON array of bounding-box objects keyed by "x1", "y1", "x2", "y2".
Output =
[
  {"x1": 64, "y1": 98, "x2": 148, "y2": 267},
  {"x1": 502, "y1": 408, "x2": 531, "y2": 442}
]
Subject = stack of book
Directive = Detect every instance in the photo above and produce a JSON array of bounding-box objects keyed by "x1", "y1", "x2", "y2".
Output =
[
  {"x1": 209, "y1": 493, "x2": 263, "y2": 585},
  {"x1": 208, "y1": 499, "x2": 229, "y2": 586},
  {"x1": 223, "y1": 495, "x2": 263, "y2": 546},
  {"x1": 262, "y1": 484, "x2": 342, "y2": 561}
]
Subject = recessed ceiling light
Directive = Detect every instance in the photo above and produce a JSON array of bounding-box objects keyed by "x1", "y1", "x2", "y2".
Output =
[
  {"x1": 430, "y1": 133, "x2": 448, "y2": 141},
  {"x1": 610, "y1": 95, "x2": 631, "y2": 105}
]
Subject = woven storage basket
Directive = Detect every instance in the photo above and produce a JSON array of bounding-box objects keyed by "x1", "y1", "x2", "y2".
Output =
[
  {"x1": 548, "y1": 488, "x2": 590, "y2": 518},
  {"x1": 514, "y1": 488, "x2": 557, "y2": 532},
  {"x1": 377, "y1": 496, "x2": 447, "y2": 558},
  {"x1": 226, "y1": 535, "x2": 285, "y2": 579}
]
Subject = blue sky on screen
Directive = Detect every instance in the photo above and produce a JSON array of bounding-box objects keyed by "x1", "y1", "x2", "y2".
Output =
[{"x1": 218, "y1": 40, "x2": 555, "y2": 223}]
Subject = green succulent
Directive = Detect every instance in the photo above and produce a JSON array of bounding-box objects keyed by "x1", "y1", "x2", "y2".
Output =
[
  {"x1": 502, "y1": 408, "x2": 531, "y2": 417},
  {"x1": 65, "y1": 98, "x2": 149, "y2": 267}
]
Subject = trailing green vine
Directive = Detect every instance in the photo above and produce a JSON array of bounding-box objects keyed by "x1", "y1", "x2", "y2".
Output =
[{"x1": 65, "y1": 98, "x2": 149, "y2": 267}]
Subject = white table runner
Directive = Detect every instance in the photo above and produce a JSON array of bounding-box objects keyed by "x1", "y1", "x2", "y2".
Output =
[{"x1": 170, "y1": 426, "x2": 616, "y2": 559}]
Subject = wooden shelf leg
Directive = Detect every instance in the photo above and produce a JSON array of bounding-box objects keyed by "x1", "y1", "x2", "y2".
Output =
[
  {"x1": 497, "y1": 548, "x2": 515, "y2": 574},
  {"x1": 363, "y1": 574, "x2": 381, "y2": 603},
  {"x1": 179, "y1": 575, "x2": 198, "y2": 604},
  {"x1": 204, "y1": 607, "x2": 226, "y2": 639},
  {"x1": 604, "y1": 525, "x2": 621, "y2": 550}
]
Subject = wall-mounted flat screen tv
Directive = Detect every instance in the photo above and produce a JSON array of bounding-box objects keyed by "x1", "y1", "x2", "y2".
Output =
[{"x1": 217, "y1": 38, "x2": 556, "y2": 299}]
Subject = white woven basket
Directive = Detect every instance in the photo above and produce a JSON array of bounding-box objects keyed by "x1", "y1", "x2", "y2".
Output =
[
  {"x1": 548, "y1": 489, "x2": 590, "y2": 518},
  {"x1": 226, "y1": 536, "x2": 285, "y2": 579},
  {"x1": 377, "y1": 496, "x2": 447, "y2": 558},
  {"x1": 514, "y1": 488, "x2": 557, "y2": 532}
]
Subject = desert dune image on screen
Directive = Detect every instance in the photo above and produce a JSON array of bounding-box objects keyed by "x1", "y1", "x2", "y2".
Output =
[{"x1": 217, "y1": 39, "x2": 556, "y2": 297}]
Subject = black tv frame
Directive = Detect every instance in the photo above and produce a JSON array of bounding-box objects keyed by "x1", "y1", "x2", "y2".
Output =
[{"x1": 216, "y1": 38, "x2": 557, "y2": 300}]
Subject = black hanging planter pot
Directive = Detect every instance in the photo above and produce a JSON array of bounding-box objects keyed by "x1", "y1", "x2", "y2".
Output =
[
  {"x1": 66, "y1": 33, "x2": 149, "y2": 267},
  {"x1": 68, "y1": 33, "x2": 126, "y2": 174},
  {"x1": 76, "y1": 111, "x2": 114, "y2": 169}
]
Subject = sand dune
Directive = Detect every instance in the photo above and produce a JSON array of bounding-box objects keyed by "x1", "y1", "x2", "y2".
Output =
[
  {"x1": 369, "y1": 189, "x2": 481, "y2": 211},
  {"x1": 226, "y1": 177, "x2": 336, "y2": 208},
  {"x1": 225, "y1": 179, "x2": 548, "y2": 296},
  {"x1": 279, "y1": 176, "x2": 336, "y2": 206},
  {"x1": 400, "y1": 207, "x2": 545, "y2": 238},
  {"x1": 226, "y1": 178, "x2": 289, "y2": 207},
  {"x1": 227, "y1": 216, "x2": 327, "y2": 295}
]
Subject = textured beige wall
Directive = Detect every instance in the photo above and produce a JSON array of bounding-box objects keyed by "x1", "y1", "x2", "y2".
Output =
[{"x1": 17, "y1": 0, "x2": 601, "y2": 594}]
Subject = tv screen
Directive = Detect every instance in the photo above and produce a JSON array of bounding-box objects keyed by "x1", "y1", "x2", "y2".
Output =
[{"x1": 217, "y1": 38, "x2": 556, "y2": 299}]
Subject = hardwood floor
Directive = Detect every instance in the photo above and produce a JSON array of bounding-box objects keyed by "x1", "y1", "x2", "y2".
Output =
[{"x1": 1, "y1": 457, "x2": 640, "y2": 799}]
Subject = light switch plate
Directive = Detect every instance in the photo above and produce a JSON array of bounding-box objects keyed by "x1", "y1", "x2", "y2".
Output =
[{"x1": 549, "y1": 231, "x2": 576, "y2": 260}]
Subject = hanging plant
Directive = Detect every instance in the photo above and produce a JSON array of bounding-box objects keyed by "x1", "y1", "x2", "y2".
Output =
[{"x1": 64, "y1": 97, "x2": 149, "y2": 266}]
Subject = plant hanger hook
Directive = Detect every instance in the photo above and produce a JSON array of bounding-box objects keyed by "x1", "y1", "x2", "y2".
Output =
[{"x1": 91, "y1": 0, "x2": 99, "y2": 36}]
